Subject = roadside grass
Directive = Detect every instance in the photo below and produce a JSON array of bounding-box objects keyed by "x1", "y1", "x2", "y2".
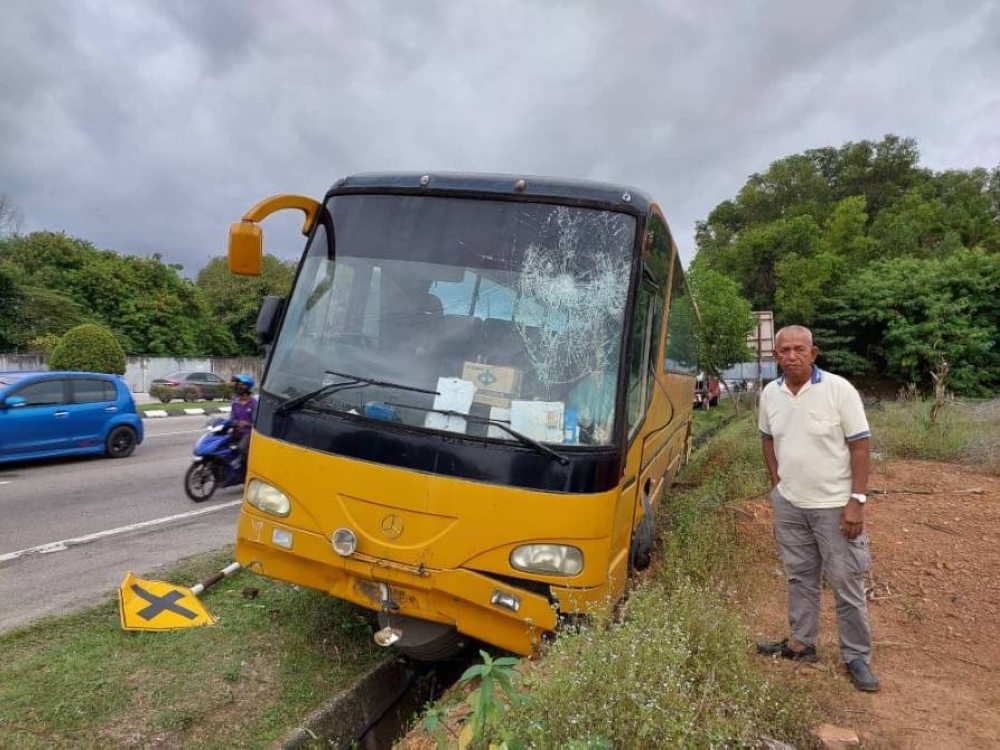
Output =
[
  {"x1": 0, "y1": 548, "x2": 383, "y2": 750},
  {"x1": 459, "y1": 415, "x2": 818, "y2": 749},
  {"x1": 138, "y1": 400, "x2": 226, "y2": 415},
  {"x1": 869, "y1": 397, "x2": 1000, "y2": 473},
  {"x1": 689, "y1": 396, "x2": 740, "y2": 445}
]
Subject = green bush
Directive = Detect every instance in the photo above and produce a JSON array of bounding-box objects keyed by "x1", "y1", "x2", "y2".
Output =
[
  {"x1": 49, "y1": 323, "x2": 126, "y2": 374},
  {"x1": 149, "y1": 381, "x2": 234, "y2": 403},
  {"x1": 148, "y1": 383, "x2": 176, "y2": 403}
]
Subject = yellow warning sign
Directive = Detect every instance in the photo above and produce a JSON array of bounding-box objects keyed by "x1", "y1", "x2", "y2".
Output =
[{"x1": 118, "y1": 572, "x2": 216, "y2": 631}]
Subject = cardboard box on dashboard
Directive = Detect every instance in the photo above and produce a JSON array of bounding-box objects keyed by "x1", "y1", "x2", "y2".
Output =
[{"x1": 462, "y1": 362, "x2": 522, "y2": 408}]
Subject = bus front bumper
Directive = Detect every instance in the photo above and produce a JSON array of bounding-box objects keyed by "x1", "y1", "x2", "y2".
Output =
[{"x1": 235, "y1": 512, "x2": 561, "y2": 656}]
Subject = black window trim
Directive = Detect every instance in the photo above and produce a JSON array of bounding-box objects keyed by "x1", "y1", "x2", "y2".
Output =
[{"x1": 69, "y1": 376, "x2": 117, "y2": 404}]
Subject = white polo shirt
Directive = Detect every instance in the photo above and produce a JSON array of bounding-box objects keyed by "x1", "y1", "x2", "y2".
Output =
[{"x1": 758, "y1": 367, "x2": 870, "y2": 509}]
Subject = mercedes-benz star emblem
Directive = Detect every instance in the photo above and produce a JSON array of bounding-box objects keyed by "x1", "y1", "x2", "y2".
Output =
[{"x1": 380, "y1": 514, "x2": 404, "y2": 539}]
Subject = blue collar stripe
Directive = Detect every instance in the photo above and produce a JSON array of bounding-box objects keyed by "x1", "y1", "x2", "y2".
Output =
[{"x1": 777, "y1": 366, "x2": 823, "y2": 387}]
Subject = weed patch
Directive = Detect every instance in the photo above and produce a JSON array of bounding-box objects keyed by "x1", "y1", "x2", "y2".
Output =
[
  {"x1": 476, "y1": 581, "x2": 813, "y2": 749},
  {"x1": 869, "y1": 398, "x2": 1000, "y2": 473}
]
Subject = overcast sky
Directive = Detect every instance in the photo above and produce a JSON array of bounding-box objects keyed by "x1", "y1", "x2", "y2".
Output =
[{"x1": 2, "y1": 0, "x2": 998, "y2": 274}]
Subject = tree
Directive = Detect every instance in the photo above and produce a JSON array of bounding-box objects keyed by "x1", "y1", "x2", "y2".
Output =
[
  {"x1": 710, "y1": 214, "x2": 821, "y2": 311},
  {"x1": 0, "y1": 266, "x2": 22, "y2": 349},
  {"x1": 0, "y1": 194, "x2": 22, "y2": 235},
  {"x1": 0, "y1": 231, "x2": 233, "y2": 355},
  {"x1": 774, "y1": 251, "x2": 842, "y2": 327},
  {"x1": 825, "y1": 135, "x2": 927, "y2": 217},
  {"x1": 195, "y1": 255, "x2": 297, "y2": 355},
  {"x1": 49, "y1": 323, "x2": 127, "y2": 375},
  {"x1": 692, "y1": 134, "x2": 1000, "y2": 394},
  {"x1": 820, "y1": 196, "x2": 875, "y2": 263},
  {"x1": 736, "y1": 153, "x2": 833, "y2": 226},
  {"x1": 839, "y1": 248, "x2": 1000, "y2": 395},
  {"x1": 688, "y1": 266, "x2": 755, "y2": 377}
]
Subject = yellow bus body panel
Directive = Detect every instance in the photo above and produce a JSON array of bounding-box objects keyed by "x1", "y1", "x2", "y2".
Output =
[{"x1": 235, "y1": 432, "x2": 629, "y2": 655}]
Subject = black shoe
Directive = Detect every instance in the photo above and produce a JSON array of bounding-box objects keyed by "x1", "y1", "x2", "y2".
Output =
[
  {"x1": 846, "y1": 659, "x2": 880, "y2": 692},
  {"x1": 756, "y1": 638, "x2": 818, "y2": 662}
]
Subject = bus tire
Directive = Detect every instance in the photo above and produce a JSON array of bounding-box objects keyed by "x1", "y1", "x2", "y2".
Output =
[
  {"x1": 400, "y1": 629, "x2": 467, "y2": 662},
  {"x1": 629, "y1": 510, "x2": 657, "y2": 573},
  {"x1": 381, "y1": 613, "x2": 467, "y2": 661}
]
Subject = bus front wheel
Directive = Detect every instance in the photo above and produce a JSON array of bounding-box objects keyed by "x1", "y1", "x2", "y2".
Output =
[{"x1": 379, "y1": 612, "x2": 468, "y2": 661}]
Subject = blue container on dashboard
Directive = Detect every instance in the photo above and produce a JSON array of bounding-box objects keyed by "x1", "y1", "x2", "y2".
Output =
[
  {"x1": 564, "y1": 408, "x2": 578, "y2": 444},
  {"x1": 363, "y1": 401, "x2": 397, "y2": 421}
]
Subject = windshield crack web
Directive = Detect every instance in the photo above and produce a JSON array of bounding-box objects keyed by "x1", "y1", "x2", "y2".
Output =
[{"x1": 515, "y1": 207, "x2": 631, "y2": 390}]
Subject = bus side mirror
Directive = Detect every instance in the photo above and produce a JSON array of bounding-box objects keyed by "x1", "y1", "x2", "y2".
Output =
[
  {"x1": 228, "y1": 194, "x2": 321, "y2": 278},
  {"x1": 229, "y1": 221, "x2": 263, "y2": 276},
  {"x1": 256, "y1": 296, "x2": 286, "y2": 347}
]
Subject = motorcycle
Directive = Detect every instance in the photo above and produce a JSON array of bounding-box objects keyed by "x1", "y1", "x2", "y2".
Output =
[{"x1": 184, "y1": 418, "x2": 246, "y2": 502}]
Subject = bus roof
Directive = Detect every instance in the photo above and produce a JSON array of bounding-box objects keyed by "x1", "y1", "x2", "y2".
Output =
[{"x1": 327, "y1": 172, "x2": 653, "y2": 215}]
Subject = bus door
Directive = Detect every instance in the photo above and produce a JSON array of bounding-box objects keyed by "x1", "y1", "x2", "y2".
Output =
[
  {"x1": 617, "y1": 210, "x2": 677, "y2": 575},
  {"x1": 616, "y1": 276, "x2": 664, "y2": 578}
]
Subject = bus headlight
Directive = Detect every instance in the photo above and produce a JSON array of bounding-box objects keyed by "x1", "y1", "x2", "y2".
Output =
[
  {"x1": 510, "y1": 544, "x2": 583, "y2": 576},
  {"x1": 245, "y1": 480, "x2": 291, "y2": 517}
]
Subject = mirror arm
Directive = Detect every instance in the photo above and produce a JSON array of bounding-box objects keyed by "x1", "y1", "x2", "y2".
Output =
[{"x1": 241, "y1": 195, "x2": 321, "y2": 236}]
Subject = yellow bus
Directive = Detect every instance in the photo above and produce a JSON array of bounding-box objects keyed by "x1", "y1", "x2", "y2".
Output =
[{"x1": 228, "y1": 173, "x2": 698, "y2": 659}]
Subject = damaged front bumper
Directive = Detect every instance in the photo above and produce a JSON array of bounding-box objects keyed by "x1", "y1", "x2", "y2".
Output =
[{"x1": 235, "y1": 512, "x2": 562, "y2": 655}]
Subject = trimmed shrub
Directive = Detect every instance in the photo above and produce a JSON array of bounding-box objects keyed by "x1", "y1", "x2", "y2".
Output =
[{"x1": 49, "y1": 324, "x2": 126, "y2": 374}]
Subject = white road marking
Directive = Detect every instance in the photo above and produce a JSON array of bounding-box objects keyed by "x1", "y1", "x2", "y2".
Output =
[
  {"x1": 0, "y1": 481, "x2": 10, "y2": 486},
  {"x1": 144, "y1": 429, "x2": 205, "y2": 438},
  {"x1": 0, "y1": 500, "x2": 242, "y2": 563}
]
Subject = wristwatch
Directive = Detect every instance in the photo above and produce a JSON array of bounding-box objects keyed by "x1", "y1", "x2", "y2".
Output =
[{"x1": 849, "y1": 493, "x2": 867, "y2": 504}]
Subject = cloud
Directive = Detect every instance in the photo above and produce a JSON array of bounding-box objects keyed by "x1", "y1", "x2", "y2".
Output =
[{"x1": 1, "y1": 0, "x2": 998, "y2": 272}]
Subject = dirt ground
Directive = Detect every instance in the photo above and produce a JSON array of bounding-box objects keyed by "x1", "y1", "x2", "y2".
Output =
[{"x1": 740, "y1": 459, "x2": 1000, "y2": 749}]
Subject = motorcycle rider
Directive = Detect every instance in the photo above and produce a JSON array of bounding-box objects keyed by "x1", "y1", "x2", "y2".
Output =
[{"x1": 230, "y1": 375, "x2": 257, "y2": 468}]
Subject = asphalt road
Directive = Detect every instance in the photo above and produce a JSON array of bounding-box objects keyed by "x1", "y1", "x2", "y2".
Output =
[{"x1": 0, "y1": 415, "x2": 242, "y2": 633}]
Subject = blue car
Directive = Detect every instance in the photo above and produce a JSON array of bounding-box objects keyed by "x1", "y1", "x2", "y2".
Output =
[{"x1": 0, "y1": 371, "x2": 144, "y2": 464}]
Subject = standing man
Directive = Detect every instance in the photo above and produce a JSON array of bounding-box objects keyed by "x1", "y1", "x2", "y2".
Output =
[{"x1": 756, "y1": 326, "x2": 878, "y2": 692}]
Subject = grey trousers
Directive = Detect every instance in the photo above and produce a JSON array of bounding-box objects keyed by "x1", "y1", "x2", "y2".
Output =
[{"x1": 770, "y1": 487, "x2": 873, "y2": 663}]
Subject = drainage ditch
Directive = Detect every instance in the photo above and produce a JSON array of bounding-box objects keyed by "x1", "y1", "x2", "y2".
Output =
[{"x1": 282, "y1": 652, "x2": 471, "y2": 750}]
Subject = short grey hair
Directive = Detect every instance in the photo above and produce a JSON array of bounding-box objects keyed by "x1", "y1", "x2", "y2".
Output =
[{"x1": 774, "y1": 325, "x2": 814, "y2": 346}]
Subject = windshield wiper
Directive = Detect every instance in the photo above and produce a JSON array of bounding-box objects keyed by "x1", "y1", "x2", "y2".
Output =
[
  {"x1": 277, "y1": 374, "x2": 569, "y2": 466},
  {"x1": 275, "y1": 370, "x2": 440, "y2": 416},
  {"x1": 392, "y1": 404, "x2": 570, "y2": 466}
]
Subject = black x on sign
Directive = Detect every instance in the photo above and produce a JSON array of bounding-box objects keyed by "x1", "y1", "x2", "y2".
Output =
[
  {"x1": 118, "y1": 572, "x2": 215, "y2": 631},
  {"x1": 132, "y1": 585, "x2": 198, "y2": 620}
]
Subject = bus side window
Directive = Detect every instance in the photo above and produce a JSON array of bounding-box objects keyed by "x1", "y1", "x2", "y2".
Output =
[
  {"x1": 626, "y1": 285, "x2": 655, "y2": 434},
  {"x1": 645, "y1": 211, "x2": 671, "y2": 374},
  {"x1": 664, "y1": 257, "x2": 698, "y2": 375}
]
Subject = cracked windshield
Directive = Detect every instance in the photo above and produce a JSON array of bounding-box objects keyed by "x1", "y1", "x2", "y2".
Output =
[{"x1": 266, "y1": 195, "x2": 637, "y2": 445}]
